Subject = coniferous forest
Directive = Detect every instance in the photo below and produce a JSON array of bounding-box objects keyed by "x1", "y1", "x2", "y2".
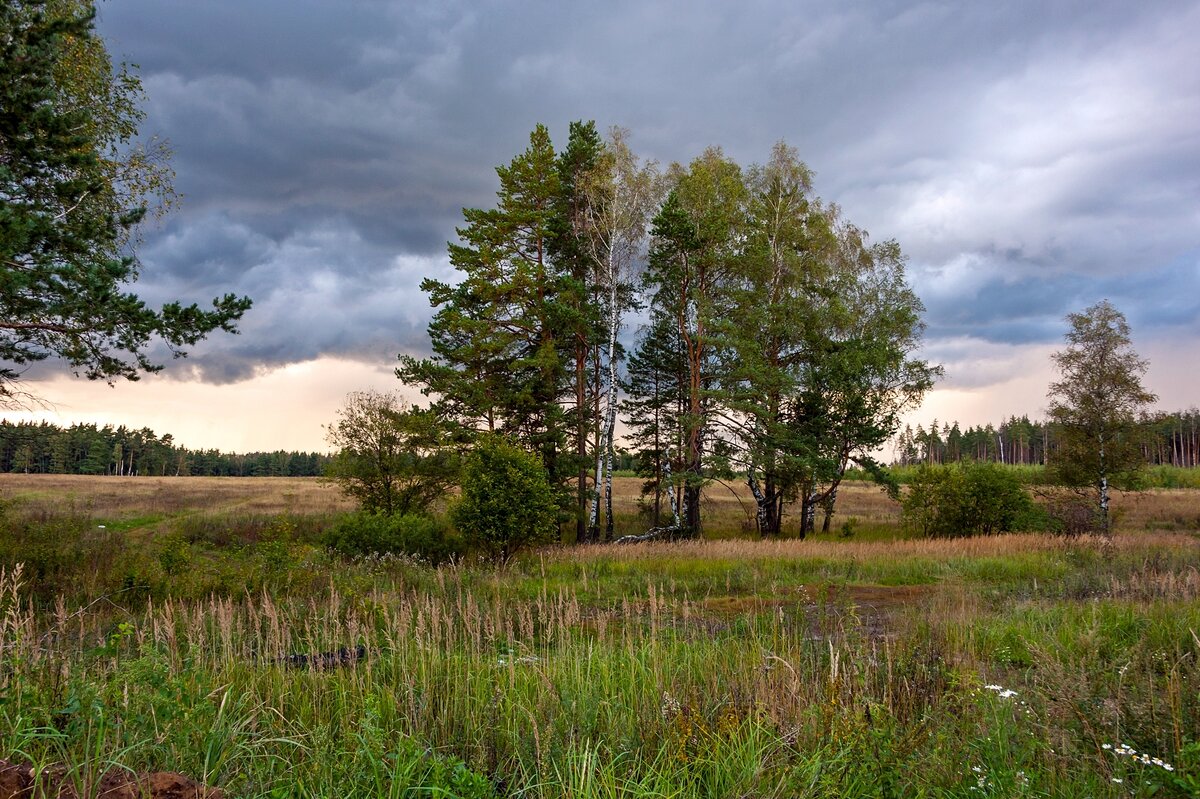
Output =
[{"x1": 0, "y1": 420, "x2": 329, "y2": 476}]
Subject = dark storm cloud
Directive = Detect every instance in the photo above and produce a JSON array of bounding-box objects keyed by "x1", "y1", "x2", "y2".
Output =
[{"x1": 93, "y1": 0, "x2": 1200, "y2": 386}]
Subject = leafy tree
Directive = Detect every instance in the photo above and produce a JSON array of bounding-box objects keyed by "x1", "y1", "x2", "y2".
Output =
[
  {"x1": 716, "y1": 142, "x2": 830, "y2": 537},
  {"x1": 0, "y1": 1, "x2": 250, "y2": 403},
  {"x1": 451, "y1": 435, "x2": 558, "y2": 561},
  {"x1": 797, "y1": 228, "x2": 939, "y2": 536},
  {"x1": 580, "y1": 127, "x2": 660, "y2": 541},
  {"x1": 1046, "y1": 300, "x2": 1156, "y2": 534},
  {"x1": 324, "y1": 390, "x2": 459, "y2": 516}
]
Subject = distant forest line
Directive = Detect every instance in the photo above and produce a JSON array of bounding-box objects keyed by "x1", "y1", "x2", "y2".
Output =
[
  {"x1": 2, "y1": 411, "x2": 1197, "y2": 483},
  {"x1": 0, "y1": 421, "x2": 330, "y2": 476},
  {"x1": 895, "y1": 409, "x2": 1200, "y2": 468}
]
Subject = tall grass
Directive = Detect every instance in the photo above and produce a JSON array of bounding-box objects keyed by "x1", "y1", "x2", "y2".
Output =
[{"x1": 3, "y1": 526, "x2": 1200, "y2": 797}]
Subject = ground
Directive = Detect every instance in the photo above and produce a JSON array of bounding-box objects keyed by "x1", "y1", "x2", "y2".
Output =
[{"x1": 0, "y1": 475, "x2": 1197, "y2": 797}]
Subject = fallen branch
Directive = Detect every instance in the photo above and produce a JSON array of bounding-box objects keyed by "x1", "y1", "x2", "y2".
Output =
[{"x1": 614, "y1": 525, "x2": 688, "y2": 544}]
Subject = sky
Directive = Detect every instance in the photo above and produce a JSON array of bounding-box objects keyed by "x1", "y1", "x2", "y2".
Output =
[{"x1": 8, "y1": 0, "x2": 1200, "y2": 452}]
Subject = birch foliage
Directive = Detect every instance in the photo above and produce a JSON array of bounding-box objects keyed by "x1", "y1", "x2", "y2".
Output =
[{"x1": 1047, "y1": 300, "x2": 1156, "y2": 533}]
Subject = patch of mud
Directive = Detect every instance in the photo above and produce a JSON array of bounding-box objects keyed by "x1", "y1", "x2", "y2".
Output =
[
  {"x1": 696, "y1": 584, "x2": 934, "y2": 640},
  {"x1": 0, "y1": 760, "x2": 224, "y2": 799}
]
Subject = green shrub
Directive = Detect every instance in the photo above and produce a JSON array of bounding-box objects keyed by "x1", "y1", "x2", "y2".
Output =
[
  {"x1": 324, "y1": 512, "x2": 464, "y2": 564},
  {"x1": 450, "y1": 435, "x2": 557, "y2": 561},
  {"x1": 902, "y1": 462, "x2": 1043, "y2": 537}
]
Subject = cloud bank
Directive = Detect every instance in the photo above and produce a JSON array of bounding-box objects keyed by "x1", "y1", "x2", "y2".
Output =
[{"x1": 90, "y1": 0, "x2": 1200, "y2": 399}]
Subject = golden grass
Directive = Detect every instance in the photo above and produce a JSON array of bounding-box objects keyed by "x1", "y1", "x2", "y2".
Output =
[
  {"x1": 0, "y1": 474, "x2": 354, "y2": 518},
  {"x1": 0, "y1": 472, "x2": 1195, "y2": 538},
  {"x1": 541, "y1": 529, "x2": 1200, "y2": 564}
]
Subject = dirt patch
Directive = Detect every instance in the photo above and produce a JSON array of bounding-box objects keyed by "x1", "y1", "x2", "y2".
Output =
[
  {"x1": 0, "y1": 760, "x2": 224, "y2": 799},
  {"x1": 690, "y1": 583, "x2": 934, "y2": 641},
  {"x1": 696, "y1": 583, "x2": 932, "y2": 616}
]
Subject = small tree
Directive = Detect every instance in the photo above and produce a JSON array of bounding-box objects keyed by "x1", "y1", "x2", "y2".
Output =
[
  {"x1": 1046, "y1": 300, "x2": 1156, "y2": 535},
  {"x1": 451, "y1": 435, "x2": 557, "y2": 561},
  {"x1": 324, "y1": 391, "x2": 458, "y2": 516}
]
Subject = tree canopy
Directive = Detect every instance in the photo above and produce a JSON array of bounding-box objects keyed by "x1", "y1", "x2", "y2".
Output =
[
  {"x1": 1046, "y1": 299, "x2": 1156, "y2": 533},
  {"x1": 0, "y1": 0, "x2": 249, "y2": 403}
]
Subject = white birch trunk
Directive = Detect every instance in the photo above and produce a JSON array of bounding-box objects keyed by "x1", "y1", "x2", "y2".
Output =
[{"x1": 663, "y1": 453, "x2": 681, "y2": 527}]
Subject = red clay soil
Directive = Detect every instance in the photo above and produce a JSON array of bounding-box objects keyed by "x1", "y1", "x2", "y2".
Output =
[{"x1": 0, "y1": 760, "x2": 224, "y2": 799}]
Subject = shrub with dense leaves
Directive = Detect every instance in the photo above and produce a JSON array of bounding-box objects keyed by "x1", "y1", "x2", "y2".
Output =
[
  {"x1": 902, "y1": 462, "x2": 1042, "y2": 537},
  {"x1": 450, "y1": 435, "x2": 558, "y2": 561},
  {"x1": 323, "y1": 512, "x2": 464, "y2": 564}
]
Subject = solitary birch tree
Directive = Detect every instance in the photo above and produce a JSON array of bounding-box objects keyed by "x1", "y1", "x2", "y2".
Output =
[{"x1": 1046, "y1": 300, "x2": 1155, "y2": 535}]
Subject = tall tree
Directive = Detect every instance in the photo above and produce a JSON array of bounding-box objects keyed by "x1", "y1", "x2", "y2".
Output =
[
  {"x1": 581, "y1": 127, "x2": 659, "y2": 541},
  {"x1": 550, "y1": 120, "x2": 604, "y2": 543},
  {"x1": 0, "y1": 0, "x2": 249, "y2": 404},
  {"x1": 716, "y1": 143, "x2": 831, "y2": 537},
  {"x1": 1046, "y1": 300, "x2": 1156, "y2": 535},
  {"x1": 398, "y1": 125, "x2": 569, "y2": 487},
  {"x1": 796, "y1": 228, "x2": 938, "y2": 535},
  {"x1": 643, "y1": 149, "x2": 745, "y2": 536}
]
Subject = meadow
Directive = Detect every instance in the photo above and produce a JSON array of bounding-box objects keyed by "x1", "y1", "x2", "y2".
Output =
[{"x1": 1, "y1": 474, "x2": 1198, "y2": 797}]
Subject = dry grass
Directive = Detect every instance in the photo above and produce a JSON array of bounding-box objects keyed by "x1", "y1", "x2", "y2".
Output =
[
  {"x1": 0, "y1": 473, "x2": 1195, "y2": 539},
  {"x1": 0, "y1": 474, "x2": 354, "y2": 519},
  {"x1": 542, "y1": 529, "x2": 1200, "y2": 565}
]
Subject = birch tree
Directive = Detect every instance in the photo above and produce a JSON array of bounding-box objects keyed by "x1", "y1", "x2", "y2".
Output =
[
  {"x1": 581, "y1": 128, "x2": 660, "y2": 541},
  {"x1": 1046, "y1": 300, "x2": 1155, "y2": 535},
  {"x1": 717, "y1": 143, "x2": 832, "y2": 536},
  {"x1": 793, "y1": 228, "x2": 938, "y2": 536}
]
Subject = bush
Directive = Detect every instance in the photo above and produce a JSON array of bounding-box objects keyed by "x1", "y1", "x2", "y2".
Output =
[
  {"x1": 450, "y1": 435, "x2": 557, "y2": 561},
  {"x1": 902, "y1": 462, "x2": 1042, "y2": 537},
  {"x1": 323, "y1": 512, "x2": 464, "y2": 564}
]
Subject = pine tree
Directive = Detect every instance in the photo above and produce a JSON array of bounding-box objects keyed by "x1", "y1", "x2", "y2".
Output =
[
  {"x1": 550, "y1": 120, "x2": 604, "y2": 542},
  {"x1": 0, "y1": 1, "x2": 249, "y2": 403},
  {"x1": 398, "y1": 124, "x2": 572, "y2": 499},
  {"x1": 621, "y1": 304, "x2": 688, "y2": 528}
]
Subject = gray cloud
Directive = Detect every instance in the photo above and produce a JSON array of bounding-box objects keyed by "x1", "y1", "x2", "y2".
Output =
[{"x1": 91, "y1": 0, "x2": 1200, "y2": 391}]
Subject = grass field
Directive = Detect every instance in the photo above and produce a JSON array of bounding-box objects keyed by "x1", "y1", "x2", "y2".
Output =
[{"x1": 1, "y1": 474, "x2": 1198, "y2": 797}]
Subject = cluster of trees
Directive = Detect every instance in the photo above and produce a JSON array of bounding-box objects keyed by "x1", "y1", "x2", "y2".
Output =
[
  {"x1": 0, "y1": 420, "x2": 328, "y2": 476},
  {"x1": 393, "y1": 123, "x2": 938, "y2": 541},
  {"x1": 1, "y1": 0, "x2": 249, "y2": 404}
]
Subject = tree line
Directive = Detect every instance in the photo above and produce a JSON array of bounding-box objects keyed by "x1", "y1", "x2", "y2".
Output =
[
  {"x1": 391, "y1": 123, "x2": 938, "y2": 541},
  {"x1": 895, "y1": 409, "x2": 1199, "y2": 469},
  {"x1": 0, "y1": 420, "x2": 328, "y2": 476}
]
